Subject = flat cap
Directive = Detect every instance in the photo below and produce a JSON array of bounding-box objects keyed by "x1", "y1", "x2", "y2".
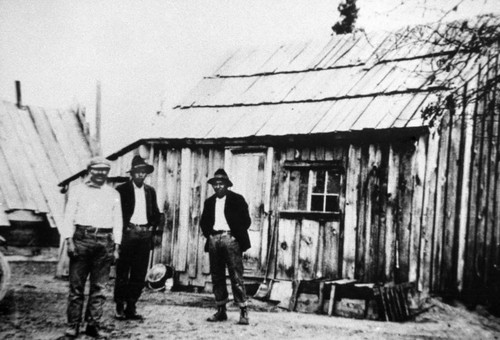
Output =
[{"x1": 87, "y1": 156, "x2": 111, "y2": 169}]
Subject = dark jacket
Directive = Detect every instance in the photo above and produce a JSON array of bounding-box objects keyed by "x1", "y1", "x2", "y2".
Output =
[
  {"x1": 200, "y1": 190, "x2": 251, "y2": 252},
  {"x1": 116, "y1": 181, "x2": 161, "y2": 229}
]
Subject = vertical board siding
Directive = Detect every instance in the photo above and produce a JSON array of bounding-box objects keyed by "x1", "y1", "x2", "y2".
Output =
[
  {"x1": 343, "y1": 145, "x2": 361, "y2": 279},
  {"x1": 456, "y1": 105, "x2": 473, "y2": 292},
  {"x1": 484, "y1": 57, "x2": 498, "y2": 292},
  {"x1": 105, "y1": 58, "x2": 500, "y2": 309},
  {"x1": 441, "y1": 108, "x2": 462, "y2": 293},
  {"x1": 420, "y1": 131, "x2": 440, "y2": 293},
  {"x1": 491, "y1": 57, "x2": 500, "y2": 310},
  {"x1": 187, "y1": 148, "x2": 204, "y2": 279},
  {"x1": 432, "y1": 111, "x2": 451, "y2": 292},
  {"x1": 409, "y1": 136, "x2": 427, "y2": 285},
  {"x1": 464, "y1": 65, "x2": 486, "y2": 301},
  {"x1": 385, "y1": 145, "x2": 400, "y2": 283},
  {"x1": 364, "y1": 144, "x2": 382, "y2": 282},
  {"x1": 277, "y1": 218, "x2": 296, "y2": 279},
  {"x1": 176, "y1": 148, "x2": 192, "y2": 272},
  {"x1": 298, "y1": 219, "x2": 320, "y2": 280},
  {"x1": 355, "y1": 145, "x2": 370, "y2": 280},
  {"x1": 163, "y1": 148, "x2": 181, "y2": 266},
  {"x1": 397, "y1": 141, "x2": 414, "y2": 283},
  {"x1": 325, "y1": 220, "x2": 340, "y2": 278}
]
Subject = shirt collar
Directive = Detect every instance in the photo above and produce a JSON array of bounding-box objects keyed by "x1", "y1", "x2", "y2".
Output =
[
  {"x1": 84, "y1": 178, "x2": 104, "y2": 189},
  {"x1": 133, "y1": 181, "x2": 145, "y2": 191}
]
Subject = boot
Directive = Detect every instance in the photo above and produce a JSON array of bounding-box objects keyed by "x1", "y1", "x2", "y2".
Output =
[
  {"x1": 84, "y1": 324, "x2": 109, "y2": 339},
  {"x1": 207, "y1": 305, "x2": 227, "y2": 322},
  {"x1": 115, "y1": 302, "x2": 126, "y2": 320},
  {"x1": 125, "y1": 302, "x2": 144, "y2": 321},
  {"x1": 237, "y1": 307, "x2": 249, "y2": 325},
  {"x1": 63, "y1": 324, "x2": 79, "y2": 338}
]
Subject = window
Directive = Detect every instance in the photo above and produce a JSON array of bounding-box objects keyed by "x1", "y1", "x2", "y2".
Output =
[
  {"x1": 281, "y1": 160, "x2": 344, "y2": 220},
  {"x1": 308, "y1": 170, "x2": 341, "y2": 213}
]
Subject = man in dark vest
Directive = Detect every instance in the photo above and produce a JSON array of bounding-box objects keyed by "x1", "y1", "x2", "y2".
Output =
[
  {"x1": 200, "y1": 169, "x2": 251, "y2": 325},
  {"x1": 114, "y1": 155, "x2": 161, "y2": 320}
]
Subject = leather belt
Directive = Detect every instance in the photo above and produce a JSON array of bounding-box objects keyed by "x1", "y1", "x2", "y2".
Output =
[
  {"x1": 211, "y1": 230, "x2": 231, "y2": 236},
  {"x1": 128, "y1": 223, "x2": 153, "y2": 231},
  {"x1": 75, "y1": 224, "x2": 113, "y2": 234}
]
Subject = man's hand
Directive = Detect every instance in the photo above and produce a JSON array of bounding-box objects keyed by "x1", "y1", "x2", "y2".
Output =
[
  {"x1": 66, "y1": 238, "x2": 76, "y2": 258},
  {"x1": 114, "y1": 244, "x2": 120, "y2": 262}
]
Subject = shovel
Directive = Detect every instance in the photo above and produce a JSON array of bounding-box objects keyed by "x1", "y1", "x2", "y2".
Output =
[{"x1": 254, "y1": 211, "x2": 276, "y2": 300}]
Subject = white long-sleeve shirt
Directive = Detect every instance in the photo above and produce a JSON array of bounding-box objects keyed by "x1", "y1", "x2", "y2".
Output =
[
  {"x1": 130, "y1": 182, "x2": 148, "y2": 224},
  {"x1": 60, "y1": 180, "x2": 123, "y2": 244},
  {"x1": 213, "y1": 196, "x2": 231, "y2": 231}
]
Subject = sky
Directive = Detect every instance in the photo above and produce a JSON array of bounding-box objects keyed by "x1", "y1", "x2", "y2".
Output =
[{"x1": 0, "y1": 0, "x2": 499, "y2": 154}]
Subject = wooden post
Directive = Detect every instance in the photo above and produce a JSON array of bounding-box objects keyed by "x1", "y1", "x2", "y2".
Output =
[
  {"x1": 328, "y1": 284, "x2": 337, "y2": 316},
  {"x1": 15, "y1": 80, "x2": 22, "y2": 108},
  {"x1": 95, "y1": 80, "x2": 102, "y2": 156}
]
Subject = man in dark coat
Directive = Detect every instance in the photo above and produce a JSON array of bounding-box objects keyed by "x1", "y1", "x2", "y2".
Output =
[
  {"x1": 114, "y1": 155, "x2": 161, "y2": 320},
  {"x1": 200, "y1": 168, "x2": 251, "y2": 325}
]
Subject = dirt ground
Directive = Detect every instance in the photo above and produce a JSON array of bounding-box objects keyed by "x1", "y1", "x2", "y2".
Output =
[{"x1": 1, "y1": 263, "x2": 500, "y2": 340}]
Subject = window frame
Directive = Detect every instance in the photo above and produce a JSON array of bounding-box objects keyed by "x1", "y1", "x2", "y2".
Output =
[{"x1": 281, "y1": 160, "x2": 344, "y2": 221}]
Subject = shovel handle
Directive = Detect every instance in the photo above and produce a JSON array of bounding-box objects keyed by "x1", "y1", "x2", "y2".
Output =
[{"x1": 262, "y1": 211, "x2": 275, "y2": 281}]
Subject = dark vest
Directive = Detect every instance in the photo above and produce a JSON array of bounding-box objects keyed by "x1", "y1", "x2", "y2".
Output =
[{"x1": 116, "y1": 181, "x2": 161, "y2": 229}]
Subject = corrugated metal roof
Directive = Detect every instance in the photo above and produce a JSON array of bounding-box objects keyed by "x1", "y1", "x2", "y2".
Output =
[
  {"x1": 0, "y1": 100, "x2": 93, "y2": 228},
  {"x1": 148, "y1": 15, "x2": 497, "y2": 140}
]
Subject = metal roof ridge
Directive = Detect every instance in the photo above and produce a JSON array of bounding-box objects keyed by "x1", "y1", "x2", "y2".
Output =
[{"x1": 177, "y1": 87, "x2": 448, "y2": 110}]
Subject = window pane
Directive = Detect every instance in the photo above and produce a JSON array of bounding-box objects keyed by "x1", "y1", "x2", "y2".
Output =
[
  {"x1": 325, "y1": 195, "x2": 339, "y2": 212},
  {"x1": 310, "y1": 195, "x2": 324, "y2": 211},
  {"x1": 312, "y1": 170, "x2": 326, "y2": 193},
  {"x1": 327, "y1": 172, "x2": 341, "y2": 193}
]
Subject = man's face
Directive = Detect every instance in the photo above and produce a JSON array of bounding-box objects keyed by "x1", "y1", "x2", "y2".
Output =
[
  {"x1": 212, "y1": 180, "x2": 228, "y2": 198},
  {"x1": 89, "y1": 167, "x2": 110, "y2": 186},
  {"x1": 132, "y1": 169, "x2": 148, "y2": 187}
]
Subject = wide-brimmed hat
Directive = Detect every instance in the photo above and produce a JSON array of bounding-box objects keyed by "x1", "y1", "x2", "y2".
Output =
[
  {"x1": 207, "y1": 168, "x2": 233, "y2": 187},
  {"x1": 87, "y1": 156, "x2": 111, "y2": 170},
  {"x1": 127, "y1": 155, "x2": 154, "y2": 174},
  {"x1": 146, "y1": 264, "x2": 175, "y2": 292}
]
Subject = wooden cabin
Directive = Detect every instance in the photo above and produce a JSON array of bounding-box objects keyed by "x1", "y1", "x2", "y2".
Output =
[
  {"x1": 0, "y1": 99, "x2": 93, "y2": 248},
  {"x1": 60, "y1": 15, "x2": 500, "y2": 309}
]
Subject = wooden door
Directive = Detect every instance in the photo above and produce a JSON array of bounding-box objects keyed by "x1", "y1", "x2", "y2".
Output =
[
  {"x1": 226, "y1": 150, "x2": 268, "y2": 275},
  {"x1": 276, "y1": 217, "x2": 340, "y2": 280}
]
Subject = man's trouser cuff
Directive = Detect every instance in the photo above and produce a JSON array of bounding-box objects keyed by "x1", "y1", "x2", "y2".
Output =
[{"x1": 215, "y1": 298, "x2": 229, "y2": 306}]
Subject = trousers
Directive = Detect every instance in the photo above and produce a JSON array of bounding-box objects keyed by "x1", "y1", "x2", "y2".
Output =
[
  {"x1": 114, "y1": 226, "x2": 152, "y2": 308},
  {"x1": 67, "y1": 228, "x2": 114, "y2": 326},
  {"x1": 208, "y1": 233, "x2": 247, "y2": 307}
]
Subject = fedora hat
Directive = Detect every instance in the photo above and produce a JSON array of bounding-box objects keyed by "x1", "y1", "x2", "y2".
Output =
[
  {"x1": 127, "y1": 155, "x2": 154, "y2": 174},
  {"x1": 207, "y1": 168, "x2": 233, "y2": 187}
]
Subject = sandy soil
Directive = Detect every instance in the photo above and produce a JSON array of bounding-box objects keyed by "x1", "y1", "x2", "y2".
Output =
[{"x1": 1, "y1": 263, "x2": 500, "y2": 340}]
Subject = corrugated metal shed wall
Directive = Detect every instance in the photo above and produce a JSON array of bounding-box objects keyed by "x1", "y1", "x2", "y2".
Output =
[{"x1": 0, "y1": 100, "x2": 93, "y2": 229}]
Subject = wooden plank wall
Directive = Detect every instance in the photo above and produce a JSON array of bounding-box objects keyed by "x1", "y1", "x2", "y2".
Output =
[
  {"x1": 107, "y1": 59, "x2": 500, "y2": 309},
  {"x1": 461, "y1": 56, "x2": 500, "y2": 307}
]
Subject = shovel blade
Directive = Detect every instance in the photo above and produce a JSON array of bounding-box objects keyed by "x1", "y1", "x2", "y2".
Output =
[{"x1": 253, "y1": 282, "x2": 271, "y2": 300}]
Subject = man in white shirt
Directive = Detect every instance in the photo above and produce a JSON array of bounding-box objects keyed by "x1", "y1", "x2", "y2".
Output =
[
  {"x1": 200, "y1": 169, "x2": 252, "y2": 325},
  {"x1": 62, "y1": 157, "x2": 122, "y2": 339},
  {"x1": 114, "y1": 156, "x2": 161, "y2": 321}
]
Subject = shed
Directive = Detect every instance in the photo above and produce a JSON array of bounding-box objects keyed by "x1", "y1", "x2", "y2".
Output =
[
  {"x1": 0, "y1": 99, "x2": 93, "y2": 246},
  {"x1": 61, "y1": 14, "x2": 500, "y2": 309}
]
